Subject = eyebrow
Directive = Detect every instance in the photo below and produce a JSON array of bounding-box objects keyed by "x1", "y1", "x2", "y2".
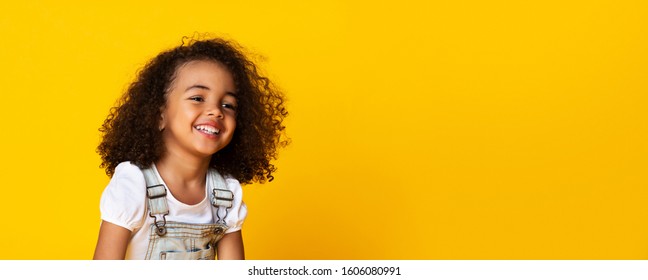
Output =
[
  {"x1": 185, "y1": 84, "x2": 210, "y2": 91},
  {"x1": 185, "y1": 84, "x2": 237, "y2": 97}
]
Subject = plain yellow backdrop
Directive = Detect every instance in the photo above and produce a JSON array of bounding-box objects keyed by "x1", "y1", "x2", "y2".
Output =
[{"x1": 0, "y1": 0, "x2": 646, "y2": 259}]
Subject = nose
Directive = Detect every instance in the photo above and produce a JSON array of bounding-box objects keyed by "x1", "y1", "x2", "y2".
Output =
[{"x1": 207, "y1": 106, "x2": 224, "y2": 119}]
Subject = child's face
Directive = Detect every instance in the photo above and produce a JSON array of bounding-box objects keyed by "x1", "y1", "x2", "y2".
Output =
[{"x1": 159, "y1": 60, "x2": 237, "y2": 159}]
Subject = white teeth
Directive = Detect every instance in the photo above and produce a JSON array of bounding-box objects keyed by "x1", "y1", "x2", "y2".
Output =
[{"x1": 195, "y1": 125, "x2": 220, "y2": 135}]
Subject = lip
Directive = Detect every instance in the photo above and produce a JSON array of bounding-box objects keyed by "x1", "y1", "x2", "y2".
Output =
[{"x1": 194, "y1": 121, "x2": 223, "y2": 139}]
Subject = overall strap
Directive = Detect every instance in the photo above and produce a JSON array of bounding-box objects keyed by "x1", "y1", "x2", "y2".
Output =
[
  {"x1": 209, "y1": 169, "x2": 234, "y2": 225},
  {"x1": 142, "y1": 166, "x2": 169, "y2": 236}
]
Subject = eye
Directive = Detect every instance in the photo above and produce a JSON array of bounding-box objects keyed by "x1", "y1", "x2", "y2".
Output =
[
  {"x1": 189, "y1": 96, "x2": 204, "y2": 102},
  {"x1": 221, "y1": 103, "x2": 237, "y2": 111}
]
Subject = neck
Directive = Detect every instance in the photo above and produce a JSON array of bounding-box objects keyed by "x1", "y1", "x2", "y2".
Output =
[{"x1": 155, "y1": 150, "x2": 211, "y2": 188}]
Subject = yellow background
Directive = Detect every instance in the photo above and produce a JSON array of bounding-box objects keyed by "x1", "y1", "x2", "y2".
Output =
[{"x1": 0, "y1": 0, "x2": 646, "y2": 259}]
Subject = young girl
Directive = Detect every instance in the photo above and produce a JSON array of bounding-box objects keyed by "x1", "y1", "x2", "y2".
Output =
[{"x1": 93, "y1": 37, "x2": 288, "y2": 260}]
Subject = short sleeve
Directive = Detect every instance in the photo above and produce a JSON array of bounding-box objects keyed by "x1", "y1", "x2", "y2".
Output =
[
  {"x1": 99, "y1": 162, "x2": 147, "y2": 231},
  {"x1": 223, "y1": 178, "x2": 247, "y2": 233}
]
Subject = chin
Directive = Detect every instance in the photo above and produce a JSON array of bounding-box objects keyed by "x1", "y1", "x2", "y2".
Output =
[{"x1": 201, "y1": 145, "x2": 229, "y2": 156}]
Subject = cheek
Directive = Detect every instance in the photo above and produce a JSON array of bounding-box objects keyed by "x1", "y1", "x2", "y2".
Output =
[
  {"x1": 171, "y1": 104, "x2": 197, "y2": 124},
  {"x1": 229, "y1": 120, "x2": 237, "y2": 132}
]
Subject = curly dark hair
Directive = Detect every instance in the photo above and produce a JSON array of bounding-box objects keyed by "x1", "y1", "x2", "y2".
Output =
[{"x1": 97, "y1": 37, "x2": 288, "y2": 184}]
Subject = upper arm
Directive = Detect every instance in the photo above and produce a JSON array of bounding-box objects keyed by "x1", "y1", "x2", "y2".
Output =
[
  {"x1": 216, "y1": 230, "x2": 245, "y2": 260},
  {"x1": 93, "y1": 220, "x2": 131, "y2": 260},
  {"x1": 95, "y1": 163, "x2": 145, "y2": 260},
  {"x1": 217, "y1": 178, "x2": 246, "y2": 260}
]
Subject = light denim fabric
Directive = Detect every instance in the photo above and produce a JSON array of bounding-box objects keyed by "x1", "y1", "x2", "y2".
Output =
[
  {"x1": 142, "y1": 166, "x2": 233, "y2": 260},
  {"x1": 144, "y1": 221, "x2": 228, "y2": 260}
]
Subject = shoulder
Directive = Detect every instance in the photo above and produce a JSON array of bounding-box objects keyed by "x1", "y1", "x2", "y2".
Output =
[
  {"x1": 224, "y1": 176, "x2": 242, "y2": 191},
  {"x1": 103, "y1": 161, "x2": 147, "y2": 199},
  {"x1": 221, "y1": 174, "x2": 243, "y2": 196},
  {"x1": 101, "y1": 162, "x2": 146, "y2": 206},
  {"x1": 113, "y1": 161, "x2": 146, "y2": 180},
  {"x1": 210, "y1": 170, "x2": 244, "y2": 200},
  {"x1": 107, "y1": 161, "x2": 145, "y2": 187},
  {"x1": 210, "y1": 168, "x2": 241, "y2": 190},
  {"x1": 107, "y1": 161, "x2": 148, "y2": 199},
  {"x1": 215, "y1": 173, "x2": 248, "y2": 233},
  {"x1": 100, "y1": 162, "x2": 148, "y2": 231}
]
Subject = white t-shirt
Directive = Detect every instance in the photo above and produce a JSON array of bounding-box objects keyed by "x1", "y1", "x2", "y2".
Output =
[{"x1": 100, "y1": 162, "x2": 247, "y2": 260}]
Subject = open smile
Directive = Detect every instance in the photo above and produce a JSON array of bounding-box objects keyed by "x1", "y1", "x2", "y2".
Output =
[{"x1": 194, "y1": 125, "x2": 220, "y2": 136}]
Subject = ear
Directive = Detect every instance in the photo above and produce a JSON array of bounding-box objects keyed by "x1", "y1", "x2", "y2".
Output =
[{"x1": 159, "y1": 111, "x2": 166, "y2": 131}]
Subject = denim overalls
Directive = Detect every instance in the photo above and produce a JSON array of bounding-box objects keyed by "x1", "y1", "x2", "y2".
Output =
[{"x1": 141, "y1": 167, "x2": 233, "y2": 260}]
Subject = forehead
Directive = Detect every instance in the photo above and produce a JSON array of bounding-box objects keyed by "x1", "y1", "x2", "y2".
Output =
[
  {"x1": 176, "y1": 60, "x2": 230, "y2": 78},
  {"x1": 167, "y1": 59, "x2": 235, "y2": 89}
]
